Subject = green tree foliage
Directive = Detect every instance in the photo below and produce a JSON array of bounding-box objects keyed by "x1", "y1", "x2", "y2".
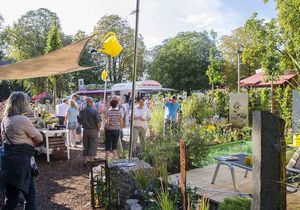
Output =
[
  {"x1": 1, "y1": 8, "x2": 60, "y2": 96},
  {"x1": 68, "y1": 30, "x2": 100, "y2": 89},
  {"x1": 0, "y1": 13, "x2": 4, "y2": 59},
  {"x1": 149, "y1": 31, "x2": 214, "y2": 92},
  {"x1": 214, "y1": 90, "x2": 229, "y2": 118},
  {"x1": 259, "y1": 88, "x2": 270, "y2": 111},
  {"x1": 91, "y1": 15, "x2": 147, "y2": 82},
  {"x1": 271, "y1": 0, "x2": 300, "y2": 68},
  {"x1": 45, "y1": 19, "x2": 63, "y2": 53},
  {"x1": 281, "y1": 85, "x2": 292, "y2": 130},
  {"x1": 45, "y1": 18, "x2": 68, "y2": 98},
  {"x1": 3, "y1": 8, "x2": 58, "y2": 61},
  {"x1": 206, "y1": 47, "x2": 223, "y2": 90},
  {"x1": 244, "y1": 15, "x2": 283, "y2": 112},
  {"x1": 219, "y1": 27, "x2": 256, "y2": 90},
  {"x1": 243, "y1": 13, "x2": 268, "y2": 70}
]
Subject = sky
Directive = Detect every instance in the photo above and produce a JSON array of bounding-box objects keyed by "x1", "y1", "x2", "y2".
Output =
[{"x1": 0, "y1": 0, "x2": 277, "y2": 48}]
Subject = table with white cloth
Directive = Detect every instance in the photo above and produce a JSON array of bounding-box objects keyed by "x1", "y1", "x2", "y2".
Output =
[{"x1": 37, "y1": 129, "x2": 70, "y2": 162}]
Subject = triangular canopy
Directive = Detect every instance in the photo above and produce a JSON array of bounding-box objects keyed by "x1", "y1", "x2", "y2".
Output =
[{"x1": 0, "y1": 36, "x2": 94, "y2": 80}]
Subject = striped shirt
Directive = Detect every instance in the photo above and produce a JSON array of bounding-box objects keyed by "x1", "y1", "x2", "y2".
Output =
[{"x1": 105, "y1": 108, "x2": 121, "y2": 130}]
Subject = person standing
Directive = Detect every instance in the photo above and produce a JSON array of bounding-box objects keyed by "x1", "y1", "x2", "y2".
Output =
[
  {"x1": 56, "y1": 98, "x2": 69, "y2": 126},
  {"x1": 163, "y1": 95, "x2": 180, "y2": 134},
  {"x1": 132, "y1": 97, "x2": 151, "y2": 155},
  {"x1": 0, "y1": 92, "x2": 43, "y2": 210},
  {"x1": 65, "y1": 99, "x2": 79, "y2": 147},
  {"x1": 104, "y1": 99, "x2": 123, "y2": 161},
  {"x1": 72, "y1": 94, "x2": 83, "y2": 145},
  {"x1": 78, "y1": 97, "x2": 101, "y2": 163},
  {"x1": 44, "y1": 99, "x2": 54, "y2": 114}
]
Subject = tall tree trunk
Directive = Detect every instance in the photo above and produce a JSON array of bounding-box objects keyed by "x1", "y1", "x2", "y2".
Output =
[
  {"x1": 271, "y1": 75, "x2": 274, "y2": 114},
  {"x1": 53, "y1": 76, "x2": 57, "y2": 108}
]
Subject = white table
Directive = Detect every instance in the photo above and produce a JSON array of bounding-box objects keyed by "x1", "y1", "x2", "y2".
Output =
[{"x1": 38, "y1": 129, "x2": 70, "y2": 162}]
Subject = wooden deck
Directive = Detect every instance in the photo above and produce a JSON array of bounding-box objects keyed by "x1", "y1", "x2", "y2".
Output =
[{"x1": 169, "y1": 164, "x2": 300, "y2": 210}]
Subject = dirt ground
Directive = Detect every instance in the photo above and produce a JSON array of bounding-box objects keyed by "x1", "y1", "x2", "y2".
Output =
[{"x1": 35, "y1": 147, "x2": 106, "y2": 210}]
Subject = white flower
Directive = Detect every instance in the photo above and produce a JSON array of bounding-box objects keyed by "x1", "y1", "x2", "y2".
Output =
[{"x1": 148, "y1": 192, "x2": 154, "y2": 196}]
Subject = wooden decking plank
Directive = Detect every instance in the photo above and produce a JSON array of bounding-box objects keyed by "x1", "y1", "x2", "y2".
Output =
[{"x1": 169, "y1": 164, "x2": 300, "y2": 209}]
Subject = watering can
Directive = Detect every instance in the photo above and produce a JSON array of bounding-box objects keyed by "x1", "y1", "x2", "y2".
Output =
[{"x1": 98, "y1": 32, "x2": 123, "y2": 57}]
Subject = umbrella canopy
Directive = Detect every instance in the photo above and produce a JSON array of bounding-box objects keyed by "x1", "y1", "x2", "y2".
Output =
[{"x1": 0, "y1": 36, "x2": 94, "y2": 80}]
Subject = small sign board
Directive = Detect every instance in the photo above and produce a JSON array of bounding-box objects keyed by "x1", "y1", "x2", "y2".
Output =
[
  {"x1": 180, "y1": 139, "x2": 186, "y2": 210},
  {"x1": 229, "y1": 93, "x2": 249, "y2": 128},
  {"x1": 78, "y1": 79, "x2": 85, "y2": 91}
]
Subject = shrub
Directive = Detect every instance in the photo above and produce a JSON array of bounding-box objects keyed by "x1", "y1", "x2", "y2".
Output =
[
  {"x1": 218, "y1": 196, "x2": 251, "y2": 210},
  {"x1": 182, "y1": 94, "x2": 214, "y2": 124},
  {"x1": 214, "y1": 90, "x2": 229, "y2": 118}
]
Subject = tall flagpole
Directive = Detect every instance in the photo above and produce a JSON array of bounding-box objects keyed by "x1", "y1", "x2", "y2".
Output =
[{"x1": 129, "y1": 0, "x2": 140, "y2": 162}]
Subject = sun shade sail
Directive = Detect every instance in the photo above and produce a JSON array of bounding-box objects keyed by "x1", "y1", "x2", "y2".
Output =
[{"x1": 0, "y1": 36, "x2": 94, "y2": 80}]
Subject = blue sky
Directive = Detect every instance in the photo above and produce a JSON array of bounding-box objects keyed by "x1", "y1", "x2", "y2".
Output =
[{"x1": 0, "y1": 0, "x2": 276, "y2": 48}]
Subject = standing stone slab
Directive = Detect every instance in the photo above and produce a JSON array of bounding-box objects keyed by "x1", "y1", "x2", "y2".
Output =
[
  {"x1": 252, "y1": 111, "x2": 286, "y2": 210},
  {"x1": 108, "y1": 158, "x2": 152, "y2": 206},
  {"x1": 292, "y1": 90, "x2": 300, "y2": 133},
  {"x1": 229, "y1": 93, "x2": 249, "y2": 128}
]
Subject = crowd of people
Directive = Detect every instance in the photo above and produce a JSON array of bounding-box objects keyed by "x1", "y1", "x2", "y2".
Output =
[{"x1": 0, "y1": 90, "x2": 182, "y2": 209}]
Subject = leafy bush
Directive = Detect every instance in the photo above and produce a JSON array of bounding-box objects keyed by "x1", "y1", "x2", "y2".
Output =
[
  {"x1": 281, "y1": 85, "x2": 292, "y2": 131},
  {"x1": 218, "y1": 196, "x2": 251, "y2": 210},
  {"x1": 148, "y1": 95, "x2": 165, "y2": 136},
  {"x1": 182, "y1": 123, "x2": 209, "y2": 168},
  {"x1": 214, "y1": 90, "x2": 229, "y2": 118},
  {"x1": 182, "y1": 94, "x2": 214, "y2": 124},
  {"x1": 141, "y1": 133, "x2": 181, "y2": 173}
]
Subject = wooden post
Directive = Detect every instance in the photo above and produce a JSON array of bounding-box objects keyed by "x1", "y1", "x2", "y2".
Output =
[
  {"x1": 180, "y1": 139, "x2": 186, "y2": 210},
  {"x1": 252, "y1": 111, "x2": 286, "y2": 210}
]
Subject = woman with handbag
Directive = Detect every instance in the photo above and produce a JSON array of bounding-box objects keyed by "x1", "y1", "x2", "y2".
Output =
[{"x1": 0, "y1": 92, "x2": 43, "y2": 210}]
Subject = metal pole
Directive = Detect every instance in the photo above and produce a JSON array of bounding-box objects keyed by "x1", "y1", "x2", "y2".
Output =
[
  {"x1": 129, "y1": 0, "x2": 140, "y2": 162},
  {"x1": 103, "y1": 58, "x2": 108, "y2": 106},
  {"x1": 237, "y1": 44, "x2": 241, "y2": 93}
]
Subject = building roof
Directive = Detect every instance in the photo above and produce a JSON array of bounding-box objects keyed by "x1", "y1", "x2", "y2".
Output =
[
  {"x1": 111, "y1": 80, "x2": 163, "y2": 91},
  {"x1": 240, "y1": 71, "x2": 297, "y2": 88}
]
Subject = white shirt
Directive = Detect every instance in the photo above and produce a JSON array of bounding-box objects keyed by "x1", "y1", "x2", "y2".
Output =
[
  {"x1": 56, "y1": 103, "x2": 69, "y2": 117},
  {"x1": 133, "y1": 106, "x2": 151, "y2": 130}
]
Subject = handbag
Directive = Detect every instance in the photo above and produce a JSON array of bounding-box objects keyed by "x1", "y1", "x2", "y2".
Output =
[{"x1": 1, "y1": 122, "x2": 39, "y2": 177}]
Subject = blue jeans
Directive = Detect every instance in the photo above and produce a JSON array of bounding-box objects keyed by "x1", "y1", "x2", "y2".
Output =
[{"x1": 2, "y1": 177, "x2": 36, "y2": 210}]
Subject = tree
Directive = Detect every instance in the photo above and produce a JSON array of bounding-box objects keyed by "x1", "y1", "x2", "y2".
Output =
[
  {"x1": 149, "y1": 31, "x2": 215, "y2": 93},
  {"x1": 2, "y1": 8, "x2": 60, "y2": 95},
  {"x1": 45, "y1": 18, "x2": 63, "y2": 53},
  {"x1": 264, "y1": 0, "x2": 300, "y2": 69},
  {"x1": 0, "y1": 13, "x2": 4, "y2": 59},
  {"x1": 91, "y1": 15, "x2": 147, "y2": 82},
  {"x1": 3, "y1": 8, "x2": 59, "y2": 61},
  {"x1": 68, "y1": 30, "x2": 100, "y2": 90},
  {"x1": 219, "y1": 27, "x2": 256, "y2": 90},
  {"x1": 45, "y1": 18, "x2": 68, "y2": 100},
  {"x1": 244, "y1": 15, "x2": 283, "y2": 113},
  {"x1": 206, "y1": 47, "x2": 223, "y2": 91}
]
